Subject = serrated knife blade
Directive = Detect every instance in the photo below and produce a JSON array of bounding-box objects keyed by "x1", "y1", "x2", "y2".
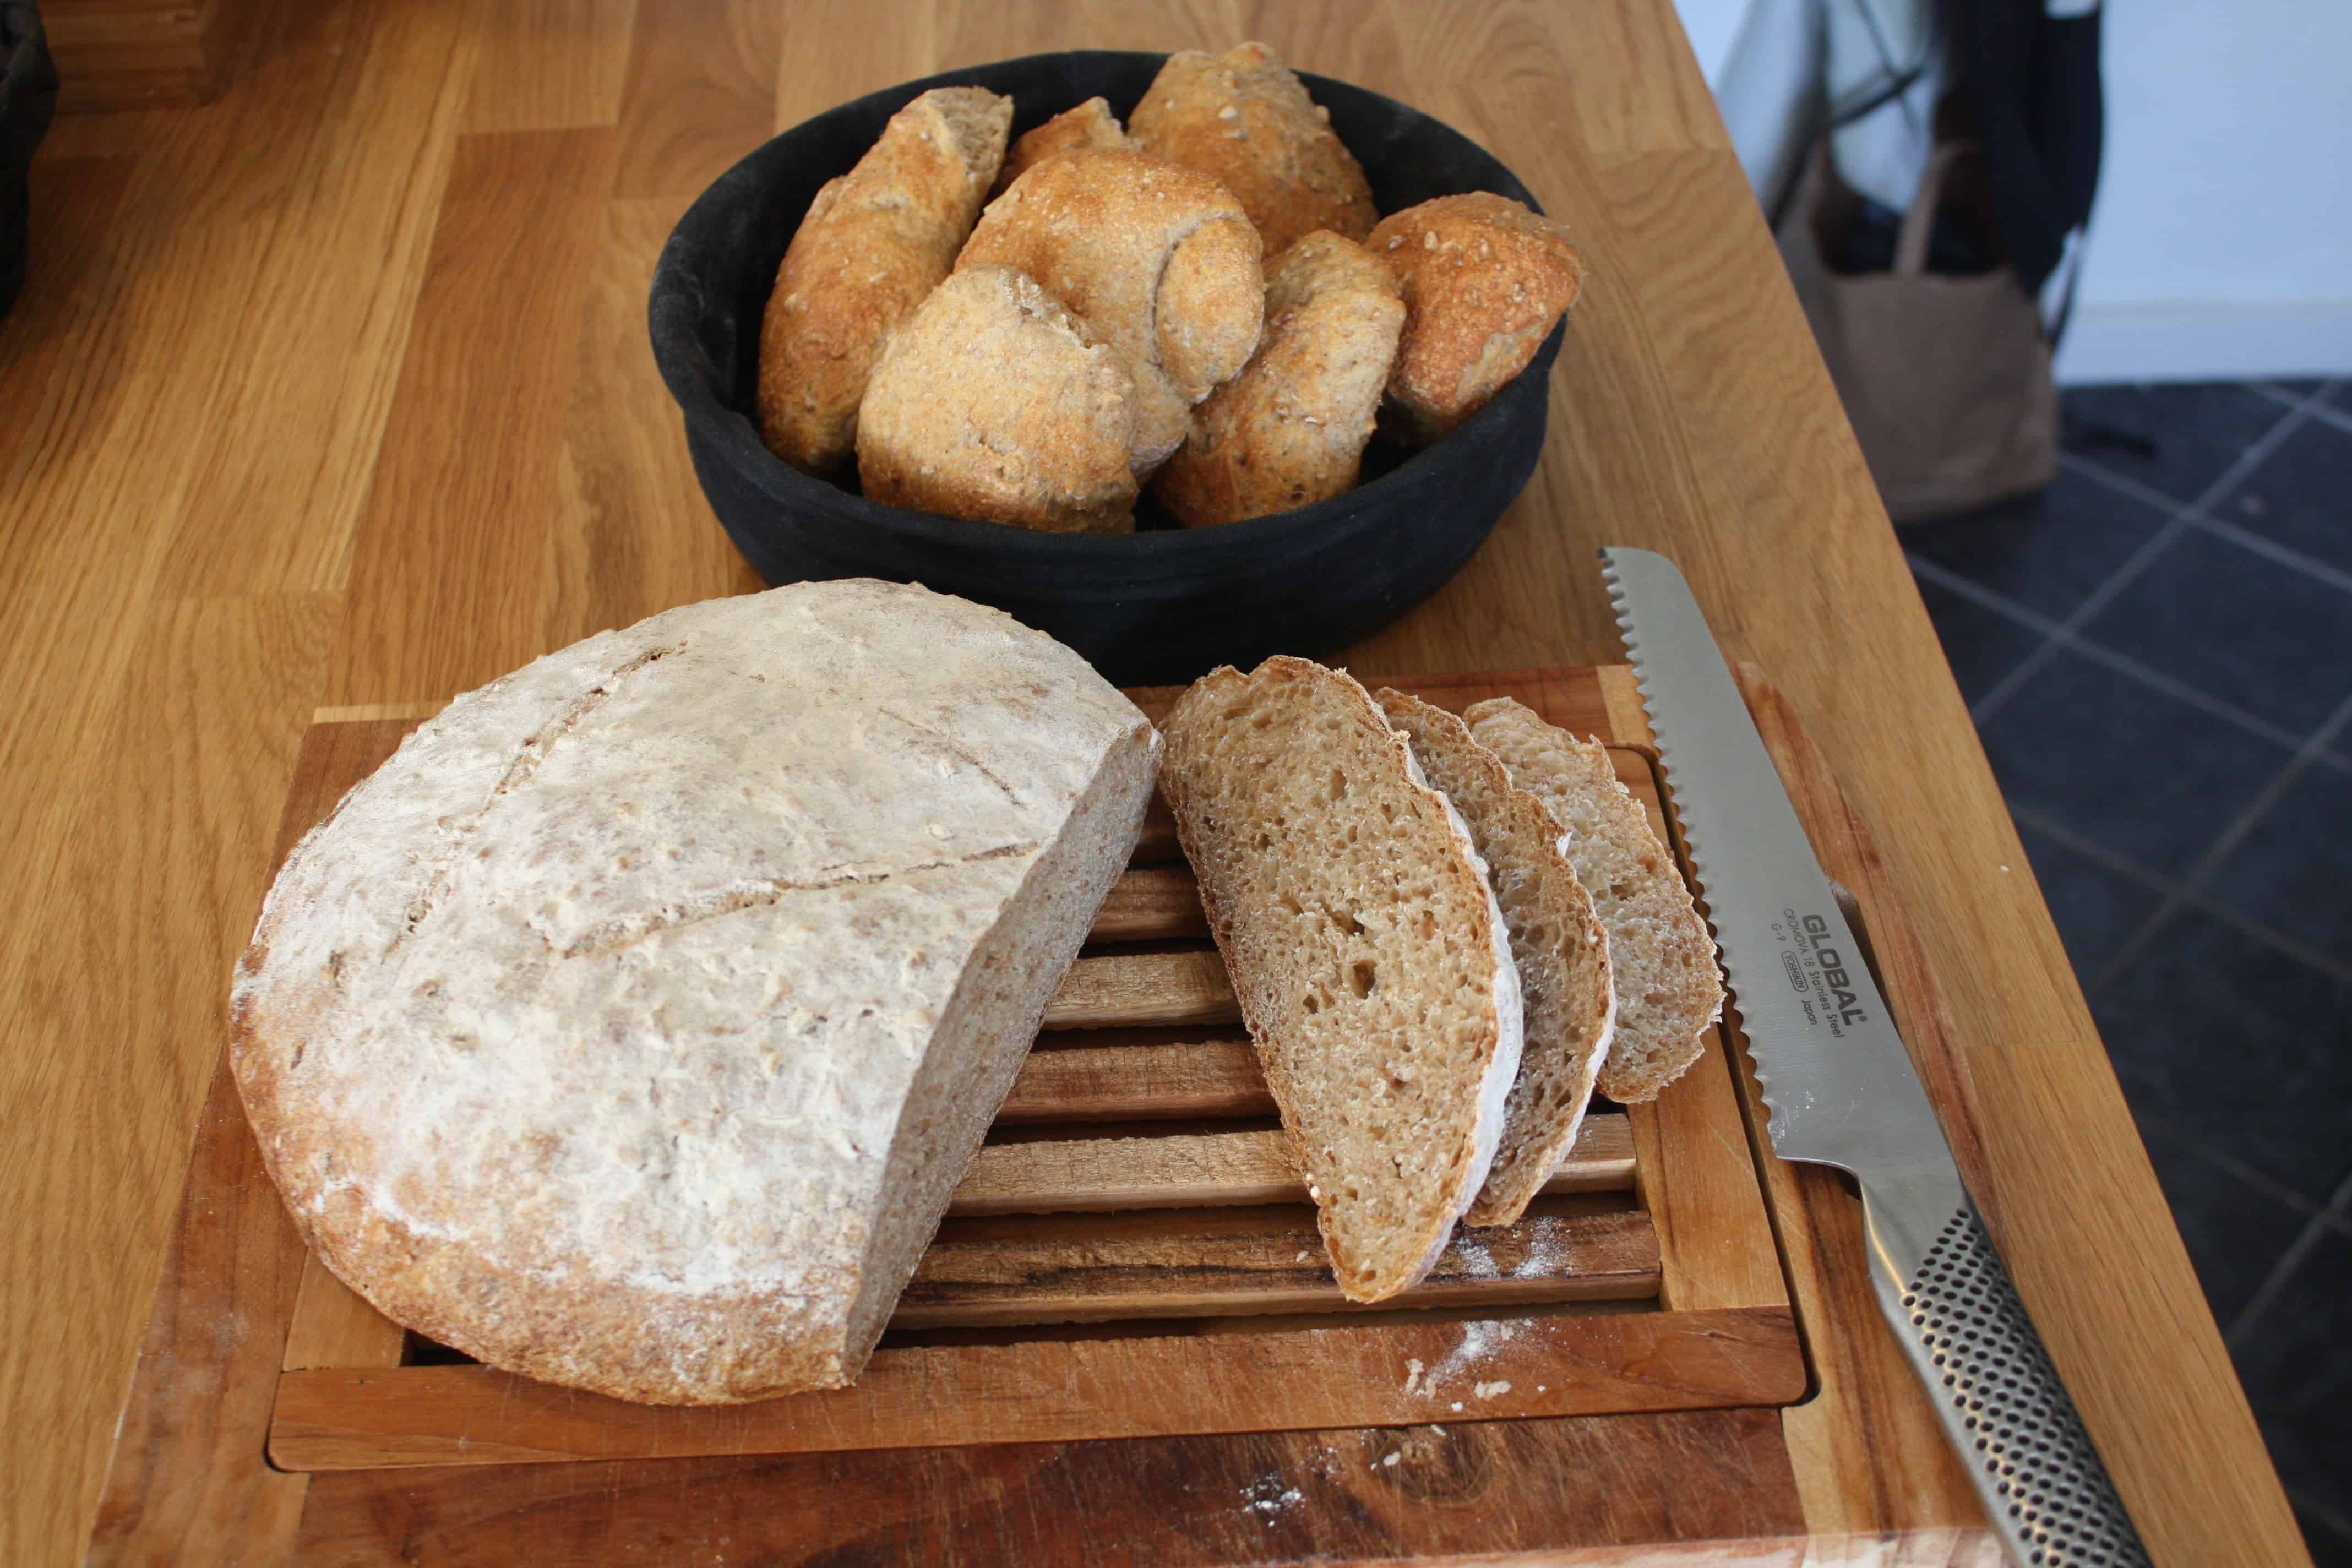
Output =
[
  {"x1": 1599, "y1": 545, "x2": 2148, "y2": 1568},
  {"x1": 1599, "y1": 546, "x2": 1946, "y2": 1188}
]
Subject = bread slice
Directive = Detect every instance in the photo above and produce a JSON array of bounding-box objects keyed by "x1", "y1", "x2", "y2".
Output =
[
  {"x1": 1160, "y1": 657, "x2": 1522, "y2": 1303},
  {"x1": 1462, "y1": 698, "x2": 1722, "y2": 1101},
  {"x1": 231, "y1": 581, "x2": 1159, "y2": 1404},
  {"x1": 1376, "y1": 692, "x2": 1616, "y2": 1225}
]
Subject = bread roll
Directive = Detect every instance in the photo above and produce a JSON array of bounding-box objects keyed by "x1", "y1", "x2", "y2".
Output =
[
  {"x1": 1153, "y1": 231, "x2": 1404, "y2": 526},
  {"x1": 1369, "y1": 192, "x2": 1585, "y2": 439},
  {"x1": 758, "y1": 87, "x2": 1013, "y2": 473},
  {"x1": 857, "y1": 265, "x2": 1140, "y2": 532},
  {"x1": 231, "y1": 581, "x2": 1161, "y2": 1404},
  {"x1": 1463, "y1": 697, "x2": 1722, "y2": 1102},
  {"x1": 958, "y1": 147, "x2": 1264, "y2": 473},
  {"x1": 1159, "y1": 657, "x2": 1523, "y2": 1304},
  {"x1": 1129, "y1": 42, "x2": 1378, "y2": 254},
  {"x1": 990, "y1": 96, "x2": 1130, "y2": 197}
]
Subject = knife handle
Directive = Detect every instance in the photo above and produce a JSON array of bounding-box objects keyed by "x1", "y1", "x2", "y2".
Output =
[{"x1": 1861, "y1": 1194, "x2": 2152, "y2": 1567}]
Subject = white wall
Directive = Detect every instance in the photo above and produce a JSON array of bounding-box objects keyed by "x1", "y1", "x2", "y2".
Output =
[
  {"x1": 1679, "y1": 0, "x2": 2352, "y2": 384},
  {"x1": 2055, "y1": 0, "x2": 2352, "y2": 383}
]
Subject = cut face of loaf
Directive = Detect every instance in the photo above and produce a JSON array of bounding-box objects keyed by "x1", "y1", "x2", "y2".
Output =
[
  {"x1": 230, "y1": 581, "x2": 1159, "y2": 1404},
  {"x1": 1376, "y1": 691, "x2": 1616, "y2": 1226},
  {"x1": 1462, "y1": 698, "x2": 1723, "y2": 1102},
  {"x1": 1159, "y1": 658, "x2": 1522, "y2": 1302}
]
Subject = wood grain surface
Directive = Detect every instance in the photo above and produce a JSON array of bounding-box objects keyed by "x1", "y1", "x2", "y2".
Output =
[
  {"x1": 281, "y1": 1411, "x2": 1809, "y2": 1565},
  {"x1": 6, "y1": 1, "x2": 2296, "y2": 1564},
  {"x1": 948, "y1": 1119, "x2": 1637, "y2": 1216},
  {"x1": 894, "y1": 1200, "x2": 1663, "y2": 1327},
  {"x1": 267, "y1": 1306, "x2": 1805, "y2": 1471},
  {"x1": 41, "y1": 0, "x2": 252, "y2": 111}
]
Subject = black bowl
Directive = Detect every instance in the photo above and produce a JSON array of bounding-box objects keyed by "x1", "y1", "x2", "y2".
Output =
[{"x1": 650, "y1": 49, "x2": 1560, "y2": 684}]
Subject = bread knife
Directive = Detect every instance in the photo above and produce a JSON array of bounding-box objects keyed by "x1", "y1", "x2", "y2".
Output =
[{"x1": 1599, "y1": 546, "x2": 2150, "y2": 1568}]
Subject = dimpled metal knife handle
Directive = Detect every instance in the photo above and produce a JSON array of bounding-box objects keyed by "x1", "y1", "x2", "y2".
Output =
[{"x1": 1865, "y1": 1196, "x2": 2153, "y2": 1567}]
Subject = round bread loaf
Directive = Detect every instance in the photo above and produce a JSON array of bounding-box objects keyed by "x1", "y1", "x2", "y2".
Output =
[{"x1": 230, "y1": 581, "x2": 1159, "y2": 1404}]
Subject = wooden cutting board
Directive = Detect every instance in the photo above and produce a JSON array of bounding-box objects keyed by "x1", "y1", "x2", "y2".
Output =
[{"x1": 90, "y1": 665, "x2": 1999, "y2": 1565}]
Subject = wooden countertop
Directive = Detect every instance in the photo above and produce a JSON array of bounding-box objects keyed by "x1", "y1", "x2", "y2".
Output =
[{"x1": 2, "y1": 2, "x2": 2299, "y2": 1562}]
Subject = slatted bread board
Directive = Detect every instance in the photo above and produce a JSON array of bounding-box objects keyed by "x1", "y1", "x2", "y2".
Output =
[
  {"x1": 108, "y1": 662, "x2": 2050, "y2": 1568},
  {"x1": 235, "y1": 666, "x2": 1800, "y2": 1474}
]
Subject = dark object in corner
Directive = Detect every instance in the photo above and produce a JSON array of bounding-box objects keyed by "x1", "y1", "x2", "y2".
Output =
[
  {"x1": 1, "y1": 0, "x2": 57, "y2": 321},
  {"x1": 1947, "y1": 0, "x2": 2103, "y2": 296}
]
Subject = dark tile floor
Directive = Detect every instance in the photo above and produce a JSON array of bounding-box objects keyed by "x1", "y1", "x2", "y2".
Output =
[{"x1": 1902, "y1": 378, "x2": 2352, "y2": 1560}]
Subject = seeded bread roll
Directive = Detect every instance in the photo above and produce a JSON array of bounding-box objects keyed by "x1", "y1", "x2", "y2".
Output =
[
  {"x1": 1369, "y1": 192, "x2": 1586, "y2": 440},
  {"x1": 231, "y1": 581, "x2": 1161, "y2": 1404},
  {"x1": 1161, "y1": 657, "x2": 1523, "y2": 1303},
  {"x1": 1376, "y1": 691, "x2": 1616, "y2": 1226},
  {"x1": 1463, "y1": 697, "x2": 1723, "y2": 1102},
  {"x1": 758, "y1": 87, "x2": 1014, "y2": 474},
  {"x1": 856, "y1": 265, "x2": 1140, "y2": 533},
  {"x1": 958, "y1": 147, "x2": 1264, "y2": 473},
  {"x1": 991, "y1": 96, "x2": 1130, "y2": 197},
  {"x1": 1153, "y1": 231, "x2": 1404, "y2": 526},
  {"x1": 1129, "y1": 42, "x2": 1378, "y2": 254}
]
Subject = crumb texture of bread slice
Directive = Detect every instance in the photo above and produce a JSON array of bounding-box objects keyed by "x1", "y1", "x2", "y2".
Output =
[
  {"x1": 757, "y1": 87, "x2": 1014, "y2": 475},
  {"x1": 1368, "y1": 192, "x2": 1585, "y2": 440},
  {"x1": 1376, "y1": 691, "x2": 1616, "y2": 1226},
  {"x1": 992, "y1": 96, "x2": 1130, "y2": 196},
  {"x1": 1129, "y1": 42, "x2": 1378, "y2": 254},
  {"x1": 1153, "y1": 230, "x2": 1404, "y2": 526},
  {"x1": 1462, "y1": 697, "x2": 1722, "y2": 1103},
  {"x1": 857, "y1": 265, "x2": 1140, "y2": 532},
  {"x1": 1159, "y1": 658, "x2": 1521, "y2": 1303},
  {"x1": 958, "y1": 147, "x2": 1264, "y2": 473},
  {"x1": 230, "y1": 581, "x2": 1159, "y2": 1403}
]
